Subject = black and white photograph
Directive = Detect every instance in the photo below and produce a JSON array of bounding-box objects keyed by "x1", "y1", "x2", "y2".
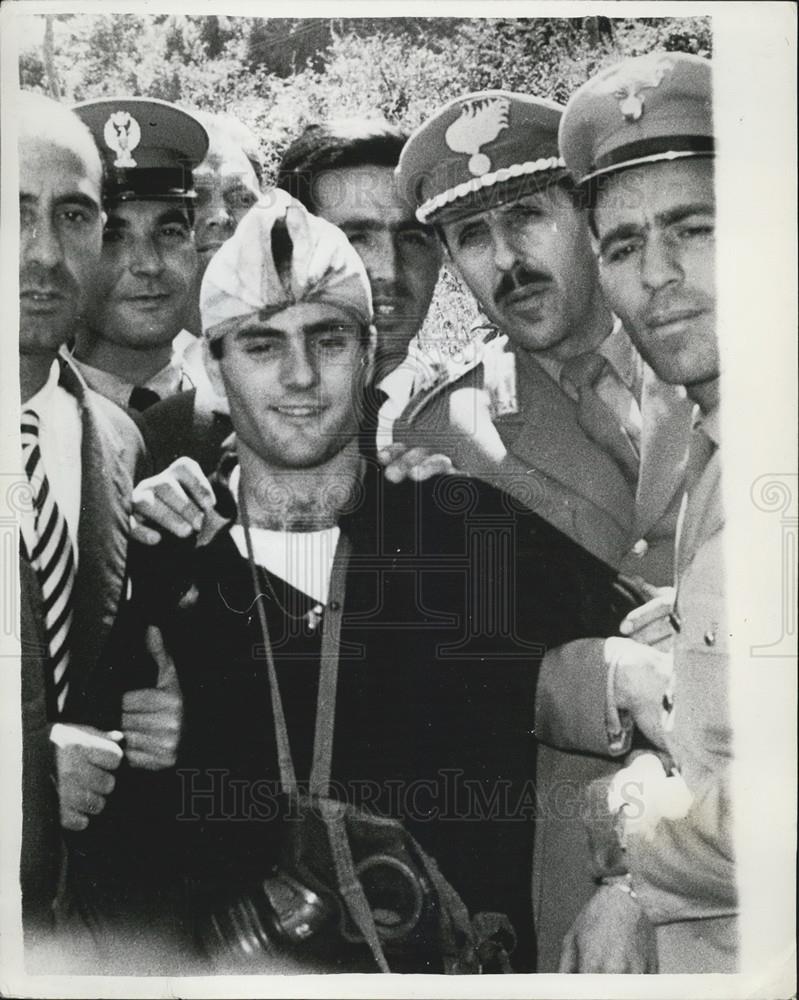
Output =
[{"x1": 0, "y1": 2, "x2": 795, "y2": 997}]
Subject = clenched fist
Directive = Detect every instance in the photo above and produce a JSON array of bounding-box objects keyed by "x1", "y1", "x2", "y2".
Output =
[{"x1": 50, "y1": 723, "x2": 124, "y2": 831}]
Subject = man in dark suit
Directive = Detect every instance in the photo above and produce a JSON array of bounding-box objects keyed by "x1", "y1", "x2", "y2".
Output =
[{"x1": 16, "y1": 92, "x2": 183, "y2": 960}]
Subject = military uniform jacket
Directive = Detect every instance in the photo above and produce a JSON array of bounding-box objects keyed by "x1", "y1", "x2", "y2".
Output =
[
  {"x1": 393, "y1": 334, "x2": 693, "y2": 969},
  {"x1": 625, "y1": 408, "x2": 737, "y2": 972},
  {"x1": 393, "y1": 339, "x2": 693, "y2": 576}
]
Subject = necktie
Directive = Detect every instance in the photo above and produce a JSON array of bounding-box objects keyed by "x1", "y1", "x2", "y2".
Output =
[
  {"x1": 21, "y1": 409, "x2": 76, "y2": 715},
  {"x1": 128, "y1": 386, "x2": 161, "y2": 411},
  {"x1": 560, "y1": 352, "x2": 640, "y2": 485}
]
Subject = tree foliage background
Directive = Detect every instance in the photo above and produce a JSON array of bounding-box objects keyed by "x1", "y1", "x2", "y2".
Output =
[{"x1": 19, "y1": 14, "x2": 712, "y2": 344}]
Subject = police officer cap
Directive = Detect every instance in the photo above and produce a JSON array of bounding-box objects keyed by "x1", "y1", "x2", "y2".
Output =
[
  {"x1": 72, "y1": 97, "x2": 209, "y2": 203},
  {"x1": 396, "y1": 90, "x2": 566, "y2": 224},
  {"x1": 559, "y1": 52, "x2": 713, "y2": 192}
]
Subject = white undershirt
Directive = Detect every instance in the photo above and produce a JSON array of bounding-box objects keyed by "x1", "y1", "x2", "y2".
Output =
[
  {"x1": 20, "y1": 359, "x2": 82, "y2": 559},
  {"x1": 227, "y1": 466, "x2": 340, "y2": 605}
]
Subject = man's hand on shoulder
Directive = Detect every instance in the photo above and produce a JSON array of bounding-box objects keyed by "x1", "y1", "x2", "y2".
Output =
[
  {"x1": 559, "y1": 882, "x2": 658, "y2": 973},
  {"x1": 378, "y1": 444, "x2": 456, "y2": 484},
  {"x1": 448, "y1": 385, "x2": 507, "y2": 469},
  {"x1": 130, "y1": 456, "x2": 215, "y2": 545}
]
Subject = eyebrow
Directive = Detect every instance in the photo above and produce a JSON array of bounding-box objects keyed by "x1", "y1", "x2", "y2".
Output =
[
  {"x1": 235, "y1": 321, "x2": 356, "y2": 340},
  {"x1": 20, "y1": 192, "x2": 99, "y2": 211},
  {"x1": 305, "y1": 320, "x2": 357, "y2": 336},
  {"x1": 105, "y1": 207, "x2": 191, "y2": 229},
  {"x1": 235, "y1": 325, "x2": 282, "y2": 340},
  {"x1": 599, "y1": 202, "x2": 715, "y2": 256},
  {"x1": 341, "y1": 217, "x2": 429, "y2": 233}
]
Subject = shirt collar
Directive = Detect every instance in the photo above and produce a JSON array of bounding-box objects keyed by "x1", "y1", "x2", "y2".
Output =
[
  {"x1": 71, "y1": 353, "x2": 184, "y2": 409},
  {"x1": 695, "y1": 404, "x2": 721, "y2": 447},
  {"x1": 597, "y1": 317, "x2": 640, "y2": 393},
  {"x1": 528, "y1": 317, "x2": 641, "y2": 399},
  {"x1": 23, "y1": 358, "x2": 61, "y2": 417}
]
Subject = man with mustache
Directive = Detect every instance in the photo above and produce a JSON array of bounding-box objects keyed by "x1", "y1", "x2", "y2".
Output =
[
  {"x1": 69, "y1": 98, "x2": 208, "y2": 414},
  {"x1": 16, "y1": 92, "x2": 184, "y2": 958},
  {"x1": 395, "y1": 90, "x2": 694, "y2": 969},
  {"x1": 557, "y1": 53, "x2": 734, "y2": 973}
]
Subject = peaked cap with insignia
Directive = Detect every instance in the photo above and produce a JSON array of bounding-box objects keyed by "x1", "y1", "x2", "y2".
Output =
[
  {"x1": 72, "y1": 97, "x2": 209, "y2": 203},
  {"x1": 396, "y1": 90, "x2": 566, "y2": 224},
  {"x1": 559, "y1": 52, "x2": 713, "y2": 191}
]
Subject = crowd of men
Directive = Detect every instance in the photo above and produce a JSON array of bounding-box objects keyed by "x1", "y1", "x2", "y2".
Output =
[{"x1": 17, "y1": 49, "x2": 734, "y2": 976}]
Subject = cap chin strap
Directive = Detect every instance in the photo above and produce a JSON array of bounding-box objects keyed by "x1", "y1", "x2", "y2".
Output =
[
  {"x1": 583, "y1": 135, "x2": 715, "y2": 185},
  {"x1": 418, "y1": 155, "x2": 565, "y2": 223}
]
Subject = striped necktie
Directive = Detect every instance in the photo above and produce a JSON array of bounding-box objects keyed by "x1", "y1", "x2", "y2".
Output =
[{"x1": 21, "y1": 408, "x2": 76, "y2": 715}]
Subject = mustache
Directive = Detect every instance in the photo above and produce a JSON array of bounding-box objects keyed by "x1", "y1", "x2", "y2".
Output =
[{"x1": 494, "y1": 265, "x2": 552, "y2": 307}]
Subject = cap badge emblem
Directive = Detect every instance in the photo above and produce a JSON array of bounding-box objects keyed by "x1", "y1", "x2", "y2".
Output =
[
  {"x1": 600, "y1": 54, "x2": 675, "y2": 122},
  {"x1": 445, "y1": 97, "x2": 510, "y2": 176},
  {"x1": 103, "y1": 111, "x2": 141, "y2": 168}
]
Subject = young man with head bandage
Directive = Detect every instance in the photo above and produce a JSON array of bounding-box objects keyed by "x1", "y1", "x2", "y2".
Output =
[{"x1": 73, "y1": 191, "x2": 639, "y2": 973}]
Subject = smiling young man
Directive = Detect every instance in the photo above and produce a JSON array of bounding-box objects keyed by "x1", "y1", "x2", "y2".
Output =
[
  {"x1": 69, "y1": 98, "x2": 208, "y2": 412},
  {"x1": 87, "y1": 189, "x2": 643, "y2": 973},
  {"x1": 556, "y1": 52, "x2": 733, "y2": 973}
]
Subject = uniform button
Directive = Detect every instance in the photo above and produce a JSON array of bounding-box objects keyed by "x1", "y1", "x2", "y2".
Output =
[
  {"x1": 704, "y1": 629, "x2": 716, "y2": 646},
  {"x1": 631, "y1": 538, "x2": 649, "y2": 558},
  {"x1": 328, "y1": 600, "x2": 341, "y2": 612}
]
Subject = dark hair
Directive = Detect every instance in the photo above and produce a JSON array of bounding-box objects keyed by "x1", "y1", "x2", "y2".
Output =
[{"x1": 276, "y1": 118, "x2": 409, "y2": 212}]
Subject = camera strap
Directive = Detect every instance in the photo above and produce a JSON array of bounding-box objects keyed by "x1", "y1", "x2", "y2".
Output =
[
  {"x1": 238, "y1": 476, "x2": 350, "y2": 797},
  {"x1": 239, "y1": 480, "x2": 394, "y2": 971}
]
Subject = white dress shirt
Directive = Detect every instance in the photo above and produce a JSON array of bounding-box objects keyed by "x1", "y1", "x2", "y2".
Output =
[
  {"x1": 20, "y1": 359, "x2": 82, "y2": 559},
  {"x1": 72, "y1": 350, "x2": 188, "y2": 411}
]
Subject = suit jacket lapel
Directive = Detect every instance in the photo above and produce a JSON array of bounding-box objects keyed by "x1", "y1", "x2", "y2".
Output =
[
  {"x1": 677, "y1": 448, "x2": 724, "y2": 579},
  {"x1": 498, "y1": 349, "x2": 634, "y2": 530},
  {"x1": 634, "y1": 367, "x2": 694, "y2": 538},
  {"x1": 59, "y1": 362, "x2": 132, "y2": 712}
]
